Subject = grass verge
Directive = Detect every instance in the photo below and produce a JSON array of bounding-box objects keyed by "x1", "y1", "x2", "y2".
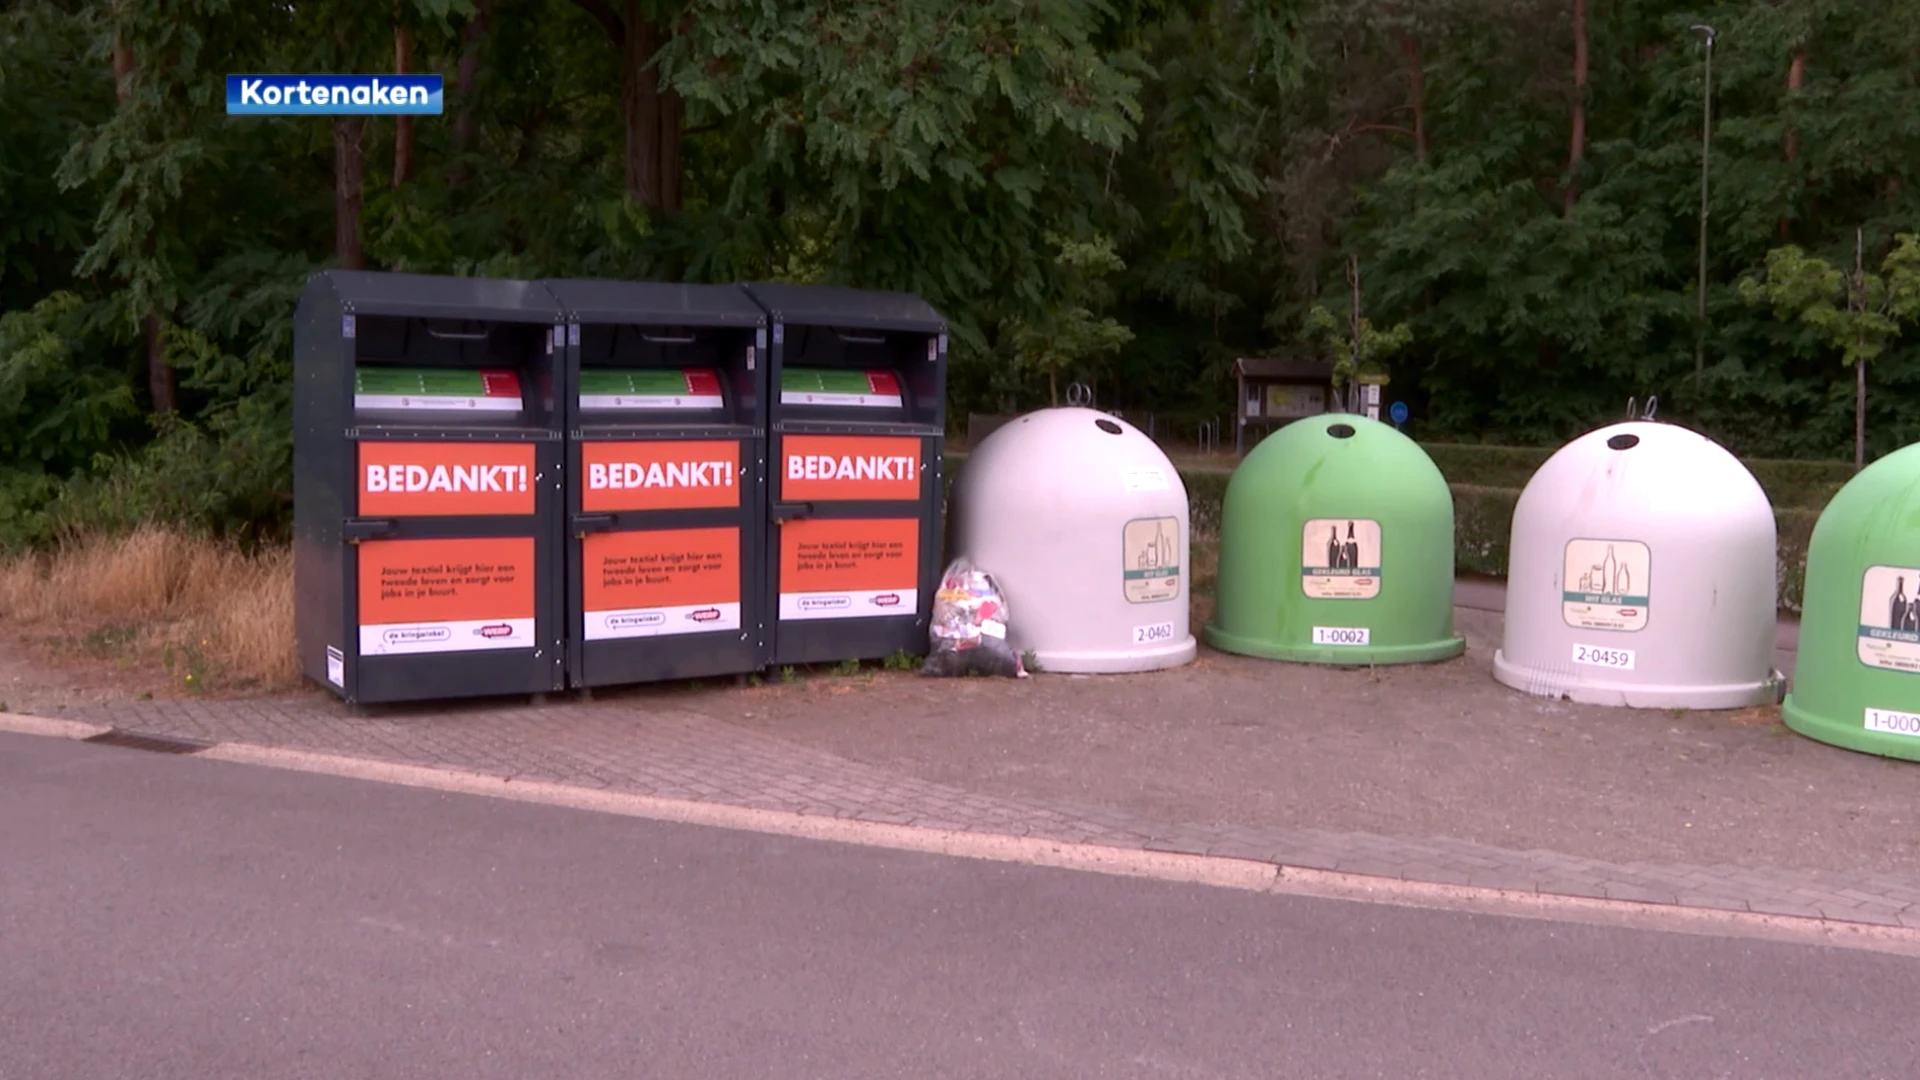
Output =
[{"x1": 0, "y1": 525, "x2": 297, "y2": 692}]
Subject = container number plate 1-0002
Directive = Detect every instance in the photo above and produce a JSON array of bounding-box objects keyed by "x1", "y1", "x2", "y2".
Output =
[
  {"x1": 1865, "y1": 708, "x2": 1920, "y2": 738},
  {"x1": 1312, "y1": 626, "x2": 1370, "y2": 646}
]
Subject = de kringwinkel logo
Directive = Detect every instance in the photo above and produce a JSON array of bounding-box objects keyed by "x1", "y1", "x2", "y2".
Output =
[{"x1": 226, "y1": 74, "x2": 443, "y2": 115}]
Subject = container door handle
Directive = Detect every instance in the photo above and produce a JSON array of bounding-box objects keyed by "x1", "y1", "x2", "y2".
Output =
[
  {"x1": 771, "y1": 502, "x2": 814, "y2": 523},
  {"x1": 572, "y1": 514, "x2": 616, "y2": 538},
  {"x1": 343, "y1": 518, "x2": 396, "y2": 543}
]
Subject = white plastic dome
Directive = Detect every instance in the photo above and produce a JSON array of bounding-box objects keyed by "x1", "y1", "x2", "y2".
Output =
[
  {"x1": 1493, "y1": 420, "x2": 1783, "y2": 709},
  {"x1": 948, "y1": 408, "x2": 1196, "y2": 673}
]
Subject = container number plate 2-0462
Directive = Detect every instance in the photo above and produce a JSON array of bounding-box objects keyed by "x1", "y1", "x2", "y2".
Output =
[
  {"x1": 1572, "y1": 643, "x2": 1635, "y2": 670},
  {"x1": 1312, "y1": 626, "x2": 1369, "y2": 646},
  {"x1": 1133, "y1": 622, "x2": 1175, "y2": 645}
]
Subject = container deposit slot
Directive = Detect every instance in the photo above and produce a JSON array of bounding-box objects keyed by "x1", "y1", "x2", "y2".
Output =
[
  {"x1": 575, "y1": 323, "x2": 734, "y2": 421},
  {"x1": 350, "y1": 316, "x2": 536, "y2": 425},
  {"x1": 776, "y1": 324, "x2": 919, "y2": 423}
]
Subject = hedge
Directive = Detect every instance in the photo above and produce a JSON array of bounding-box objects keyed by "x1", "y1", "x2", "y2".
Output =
[
  {"x1": 1419, "y1": 443, "x2": 1855, "y2": 512},
  {"x1": 944, "y1": 451, "x2": 1830, "y2": 613}
]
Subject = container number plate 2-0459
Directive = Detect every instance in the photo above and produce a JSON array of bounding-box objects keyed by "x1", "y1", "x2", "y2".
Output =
[
  {"x1": 1312, "y1": 626, "x2": 1370, "y2": 646},
  {"x1": 1572, "y1": 643, "x2": 1635, "y2": 670}
]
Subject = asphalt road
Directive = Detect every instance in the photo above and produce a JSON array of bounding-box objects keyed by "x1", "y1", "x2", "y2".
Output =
[{"x1": 3, "y1": 732, "x2": 1916, "y2": 1080}]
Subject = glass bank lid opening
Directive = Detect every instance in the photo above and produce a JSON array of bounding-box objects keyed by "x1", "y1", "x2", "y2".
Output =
[
  {"x1": 776, "y1": 324, "x2": 919, "y2": 421},
  {"x1": 350, "y1": 315, "x2": 535, "y2": 423},
  {"x1": 575, "y1": 322, "x2": 738, "y2": 419}
]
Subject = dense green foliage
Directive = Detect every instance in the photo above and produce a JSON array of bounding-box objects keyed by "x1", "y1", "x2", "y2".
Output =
[{"x1": 1, "y1": 0, "x2": 1916, "y2": 549}]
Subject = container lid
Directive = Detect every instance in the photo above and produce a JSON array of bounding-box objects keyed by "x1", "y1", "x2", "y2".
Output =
[
  {"x1": 312, "y1": 270, "x2": 561, "y2": 321},
  {"x1": 540, "y1": 279, "x2": 765, "y2": 327},
  {"x1": 741, "y1": 282, "x2": 946, "y2": 333}
]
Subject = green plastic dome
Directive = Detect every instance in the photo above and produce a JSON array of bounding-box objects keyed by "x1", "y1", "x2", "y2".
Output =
[
  {"x1": 1203, "y1": 413, "x2": 1464, "y2": 665},
  {"x1": 1783, "y1": 442, "x2": 1920, "y2": 760}
]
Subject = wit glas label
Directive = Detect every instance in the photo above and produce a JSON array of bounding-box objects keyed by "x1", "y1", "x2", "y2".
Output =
[
  {"x1": 1572, "y1": 643, "x2": 1635, "y2": 670},
  {"x1": 1865, "y1": 708, "x2": 1920, "y2": 738},
  {"x1": 325, "y1": 646, "x2": 344, "y2": 688},
  {"x1": 1133, "y1": 622, "x2": 1175, "y2": 645},
  {"x1": 1312, "y1": 626, "x2": 1370, "y2": 646}
]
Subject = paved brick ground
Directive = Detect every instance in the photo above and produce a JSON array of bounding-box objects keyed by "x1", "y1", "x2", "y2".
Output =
[{"x1": 56, "y1": 692, "x2": 1920, "y2": 932}]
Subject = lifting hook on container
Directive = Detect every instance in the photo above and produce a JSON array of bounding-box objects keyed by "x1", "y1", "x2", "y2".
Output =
[
  {"x1": 1066, "y1": 382, "x2": 1093, "y2": 408},
  {"x1": 1625, "y1": 396, "x2": 1659, "y2": 422},
  {"x1": 341, "y1": 518, "x2": 396, "y2": 544},
  {"x1": 571, "y1": 514, "x2": 616, "y2": 539}
]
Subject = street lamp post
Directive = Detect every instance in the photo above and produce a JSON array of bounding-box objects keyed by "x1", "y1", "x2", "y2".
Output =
[{"x1": 1691, "y1": 24, "x2": 1716, "y2": 397}]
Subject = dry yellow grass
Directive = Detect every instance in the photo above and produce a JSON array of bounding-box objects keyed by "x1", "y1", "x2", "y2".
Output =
[{"x1": 0, "y1": 525, "x2": 297, "y2": 689}]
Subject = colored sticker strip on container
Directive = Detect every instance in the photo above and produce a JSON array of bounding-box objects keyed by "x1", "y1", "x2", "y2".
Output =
[
  {"x1": 1301, "y1": 518, "x2": 1382, "y2": 600},
  {"x1": 1122, "y1": 517, "x2": 1180, "y2": 603},
  {"x1": 581, "y1": 441, "x2": 740, "y2": 512},
  {"x1": 358, "y1": 442, "x2": 536, "y2": 517},
  {"x1": 780, "y1": 368, "x2": 903, "y2": 408},
  {"x1": 1561, "y1": 538, "x2": 1649, "y2": 631},
  {"x1": 778, "y1": 518, "x2": 919, "y2": 620},
  {"x1": 354, "y1": 367, "x2": 522, "y2": 412},
  {"x1": 780, "y1": 434, "x2": 921, "y2": 502},
  {"x1": 1857, "y1": 564, "x2": 1920, "y2": 674},
  {"x1": 583, "y1": 527, "x2": 740, "y2": 641},
  {"x1": 357, "y1": 537, "x2": 535, "y2": 655},
  {"x1": 577, "y1": 368, "x2": 723, "y2": 411}
]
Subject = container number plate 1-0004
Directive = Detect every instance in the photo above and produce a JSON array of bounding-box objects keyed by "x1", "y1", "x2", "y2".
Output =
[{"x1": 1572, "y1": 643, "x2": 1635, "y2": 670}]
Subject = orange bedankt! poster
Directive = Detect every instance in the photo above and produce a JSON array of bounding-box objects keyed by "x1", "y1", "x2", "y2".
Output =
[
  {"x1": 779, "y1": 435, "x2": 922, "y2": 502},
  {"x1": 358, "y1": 537, "x2": 534, "y2": 625},
  {"x1": 779, "y1": 518, "x2": 918, "y2": 592},
  {"x1": 358, "y1": 442, "x2": 537, "y2": 517},
  {"x1": 579, "y1": 440, "x2": 741, "y2": 512},
  {"x1": 583, "y1": 528, "x2": 740, "y2": 612}
]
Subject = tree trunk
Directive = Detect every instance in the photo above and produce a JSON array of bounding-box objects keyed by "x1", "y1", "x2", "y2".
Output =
[
  {"x1": 623, "y1": 6, "x2": 665, "y2": 208},
  {"x1": 660, "y1": 84, "x2": 685, "y2": 213},
  {"x1": 1855, "y1": 229, "x2": 1867, "y2": 470},
  {"x1": 334, "y1": 118, "x2": 366, "y2": 270},
  {"x1": 1564, "y1": 0, "x2": 1588, "y2": 216},
  {"x1": 1783, "y1": 47, "x2": 1805, "y2": 160},
  {"x1": 393, "y1": 17, "x2": 414, "y2": 188},
  {"x1": 1392, "y1": 31, "x2": 1428, "y2": 164},
  {"x1": 1857, "y1": 355, "x2": 1868, "y2": 470},
  {"x1": 449, "y1": 0, "x2": 492, "y2": 184},
  {"x1": 1780, "y1": 46, "x2": 1805, "y2": 239},
  {"x1": 113, "y1": 31, "x2": 177, "y2": 415}
]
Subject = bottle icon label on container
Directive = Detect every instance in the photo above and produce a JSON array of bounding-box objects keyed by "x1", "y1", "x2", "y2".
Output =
[
  {"x1": 1561, "y1": 538, "x2": 1650, "y2": 631},
  {"x1": 1301, "y1": 519, "x2": 1382, "y2": 600},
  {"x1": 1857, "y1": 565, "x2": 1920, "y2": 674},
  {"x1": 1122, "y1": 517, "x2": 1182, "y2": 604}
]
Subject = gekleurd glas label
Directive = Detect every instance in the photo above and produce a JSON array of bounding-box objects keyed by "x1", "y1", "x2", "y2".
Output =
[
  {"x1": 1301, "y1": 519, "x2": 1381, "y2": 600},
  {"x1": 1858, "y1": 565, "x2": 1920, "y2": 673},
  {"x1": 354, "y1": 368, "x2": 521, "y2": 411}
]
